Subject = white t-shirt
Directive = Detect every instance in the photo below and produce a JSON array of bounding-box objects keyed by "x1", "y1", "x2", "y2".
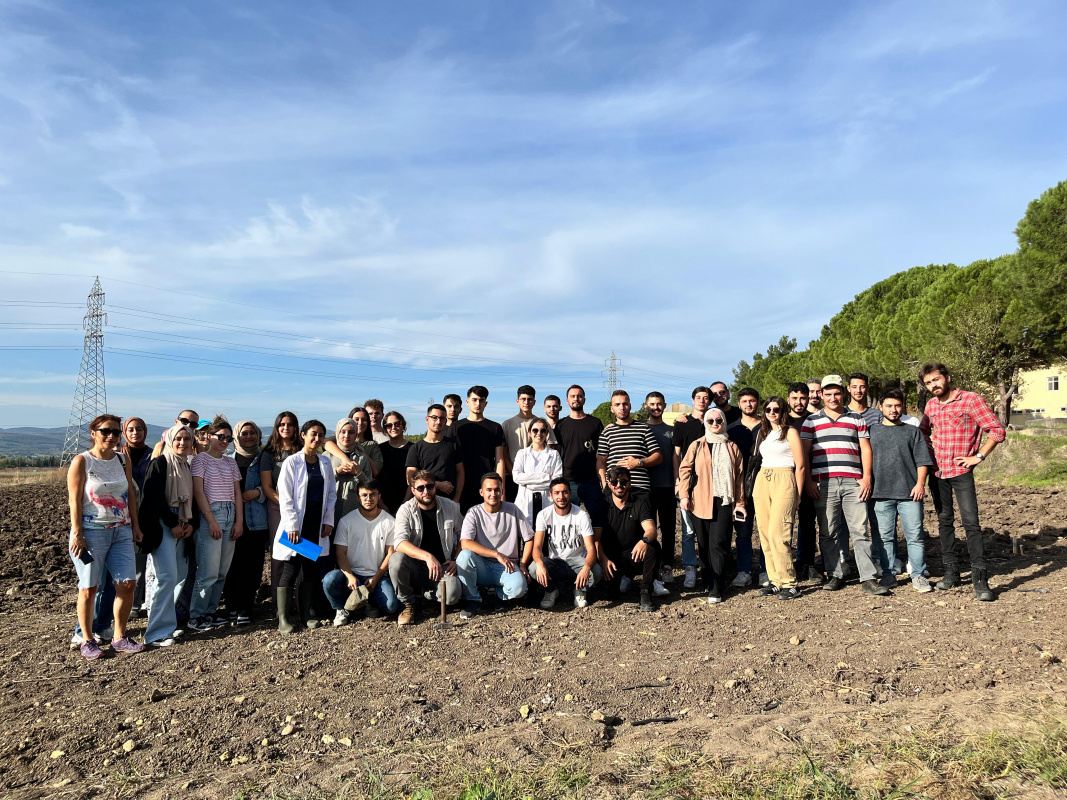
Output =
[
  {"x1": 534, "y1": 504, "x2": 594, "y2": 561},
  {"x1": 334, "y1": 508, "x2": 395, "y2": 576}
]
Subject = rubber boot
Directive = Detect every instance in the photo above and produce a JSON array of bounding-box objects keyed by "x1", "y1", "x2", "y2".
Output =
[
  {"x1": 936, "y1": 567, "x2": 959, "y2": 591},
  {"x1": 298, "y1": 583, "x2": 320, "y2": 629},
  {"x1": 276, "y1": 587, "x2": 295, "y2": 635},
  {"x1": 639, "y1": 587, "x2": 654, "y2": 613},
  {"x1": 972, "y1": 569, "x2": 994, "y2": 602}
]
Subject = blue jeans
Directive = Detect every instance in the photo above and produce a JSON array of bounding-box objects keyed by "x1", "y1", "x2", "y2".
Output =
[
  {"x1": 732, "y1": 497, "x2": 759, "y2": 574},
  {"x1": 145, "y1": 516, "x2": 190, "y2": 643},
  {"x1": 322, "y1": 569, "x2": 400, "y2": 614},
  {"x1": 569, "y1": 480, "x2": 606, "y2": 530},
  {"x1": 456, "y1": 550, "x2": 528, "y2": 602},
  {"x1": 680, "y1": 509, "x2": 698, "y2": 567},
  {"x1": 190, "y1": 502, "x2": 237, "y2": 620},
  {"x1": 70, "y1": 524, "x2": 136, "y2": 588},
  {"x1": 873, "y1": 499, "x2": 926, "y2": 577}
]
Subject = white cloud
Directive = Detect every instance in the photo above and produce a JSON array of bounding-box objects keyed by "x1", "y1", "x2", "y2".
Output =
[{"x1": 60, "y1": 223, "x2": 105, "y2": 238}]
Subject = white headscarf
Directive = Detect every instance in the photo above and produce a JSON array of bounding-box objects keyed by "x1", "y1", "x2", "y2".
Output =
[
  {"x1": 163, "y1": 424, "x2": 195, "y2": 522},
  {"x1": 703, "y1": 408, "x2": 734, "y2": 504}
]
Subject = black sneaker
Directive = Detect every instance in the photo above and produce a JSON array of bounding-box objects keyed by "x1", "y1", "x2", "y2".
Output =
[
  {"x1": 860, "y1": 579, "x2": 890, "y2": 596},
  {"x1": 806, "y1": 566, "x2": 824, "y2": 585},
  {"x1": 236, "y1": 612, "x2": 252, "y2": 626},
  {"x1": 777, "y1": 587, "x2": 801, "y2": 600},
  {"x1": 822, "y1": 577, "x2": 845, "y2": 592},
  {"x1": 186, "y1": 616, "x2": 212, "y2": 632},
  {"x1": 758, "y1": 584, "x2": 780, "y2": 597},
  {"x1": 208, "y1": 613, "x2": 231, "y2": 628},
  {"x1": 365, "y1": 604, "x2": 384, "y2": 619},
  {"x1": 459, "y1": 601, "x2": 479, "y2": 620}
]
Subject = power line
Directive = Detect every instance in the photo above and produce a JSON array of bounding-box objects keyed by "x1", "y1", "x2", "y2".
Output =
[{"x1": 602, "y1": 350, "x2": 624, "y2": 399}]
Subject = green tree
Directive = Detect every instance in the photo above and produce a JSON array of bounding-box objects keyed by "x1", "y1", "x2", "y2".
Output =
[{"x1": 731, "y1": 335, "x2": 797, "y2": 398}]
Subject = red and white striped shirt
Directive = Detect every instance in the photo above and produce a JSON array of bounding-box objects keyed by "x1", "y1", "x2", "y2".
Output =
[{"x1": 191, "y1": 452, "x2": 241, "y2": 504}]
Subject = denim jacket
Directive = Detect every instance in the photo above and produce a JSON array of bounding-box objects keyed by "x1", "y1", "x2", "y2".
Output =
[{"x1": 243, "y1": 454, "x2": 269, "y2": 531}]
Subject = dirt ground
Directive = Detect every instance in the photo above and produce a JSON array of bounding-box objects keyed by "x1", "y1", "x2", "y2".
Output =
[{"x1": 0, "y1": 483, "x2": 1065, "y2": 799}]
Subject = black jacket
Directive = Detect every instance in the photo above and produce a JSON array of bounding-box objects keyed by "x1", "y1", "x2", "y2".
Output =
[{"x1": 138, "y1": 456, "x2": 200, "y2": 553}]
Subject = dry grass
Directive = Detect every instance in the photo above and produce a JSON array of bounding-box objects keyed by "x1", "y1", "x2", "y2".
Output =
[
  {"x1": 980, "y1": 434, "x2": 1067, "y2": 487},
  {"x1": 0, "y1": 467, "x2": 67, "y2": 487}
]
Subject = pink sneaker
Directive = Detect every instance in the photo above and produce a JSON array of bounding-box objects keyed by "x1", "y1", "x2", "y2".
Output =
[
  {"x1": 112, "y1": 636, "x2": 145, "y2": 654},
  {"x1": 79, "y1": 640, "x2": 104, "y2": 660}
]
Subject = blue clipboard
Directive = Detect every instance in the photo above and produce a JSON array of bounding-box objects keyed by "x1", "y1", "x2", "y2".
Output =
[{"x1": 280, "y1": 535, "x2": 322, "y2": 561}]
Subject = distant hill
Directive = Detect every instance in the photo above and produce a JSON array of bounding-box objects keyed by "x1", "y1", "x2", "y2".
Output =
[{"x1": 0, "y1": 425, "x2": 169, "y2": 457}]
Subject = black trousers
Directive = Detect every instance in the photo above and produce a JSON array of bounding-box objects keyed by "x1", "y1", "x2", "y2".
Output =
[
  {"x1": 277, "y1": 554, "x2": 320, "y2": 588},
  {"x1": 936, "y1": 470, "x2": 985, "y2": 571},
  {"x1": 649, "y1": 487, "x2": 677, "y2": 568},
  {"x1": 693, "y1": 498, "x2": 733, "y2": 596},
  {"x1": 224, "y1": 528, "x2": 268, "y2": 615},
  {"x1": 602, "y1": 539, "x2": 660, "y2": 586},
  {"x1": 793, "y1": 493, "x2": 818, "y2": 570}
]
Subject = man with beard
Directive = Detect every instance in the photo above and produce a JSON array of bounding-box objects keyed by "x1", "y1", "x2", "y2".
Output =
[{"x1": 526, "y1": 480, "x2": 601, "y2": 609}]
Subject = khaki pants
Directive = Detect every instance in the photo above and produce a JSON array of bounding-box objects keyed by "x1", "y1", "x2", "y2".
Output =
[{"x1": 753, "y1": 468, "x2": 798, "y2": 589}]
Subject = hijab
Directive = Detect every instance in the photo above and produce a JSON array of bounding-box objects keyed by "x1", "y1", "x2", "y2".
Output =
[
  {"x1": 335, "y1": 418, "x2": 360, "y2": 456},
  {"x1": 121, "y1": 417, "x2": 149, "y2": 456},
  {"x1": 234, "y1": 419, "x2": 262, "y2": 458},
  {"x1": 703, "y1": 408, "x2": 734, "y2": 504},
  {"x1": 163, "y1": 424, "x2": 195, "y2": 522}
]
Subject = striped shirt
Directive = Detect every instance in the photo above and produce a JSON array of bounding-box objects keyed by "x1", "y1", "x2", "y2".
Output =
[
  {"x1": 800, "y1": 410, "x2": 869, "y2": 480},
  {"x1": 596, "y1": 421, "x2": 660, "y2": 492},
  {"x1": 191, "y1": 451, "x2": 241, "y2": 504}
]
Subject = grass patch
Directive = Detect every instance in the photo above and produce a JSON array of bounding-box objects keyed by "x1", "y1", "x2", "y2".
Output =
[
  {"x1": 237, "y1": 719, "x2": 1067, "y2": 800},
  {"x1": 0, "y1": 466, "x2": 66, "y2": 486},
  {"x1": 979, "y1": 433, "x2": 1067, "y2": 487}
]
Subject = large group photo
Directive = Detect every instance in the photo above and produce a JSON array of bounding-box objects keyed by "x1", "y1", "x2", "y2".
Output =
[{"x1": 2, "y1": 2, "x2": 1066, "y2": 798}]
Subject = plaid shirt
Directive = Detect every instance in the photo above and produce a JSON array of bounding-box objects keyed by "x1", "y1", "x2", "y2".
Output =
[{"x1": 924, "y1": 389, "x2": 1005, "y2": 479}]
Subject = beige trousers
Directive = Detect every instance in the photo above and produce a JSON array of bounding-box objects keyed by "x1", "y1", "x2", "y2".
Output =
[{"x1": 753, "y1": 467, "x2": 798, "y2": 589}]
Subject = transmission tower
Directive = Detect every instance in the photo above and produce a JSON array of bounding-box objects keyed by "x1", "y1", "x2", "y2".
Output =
[
  {"x1": 602, "y1": 350, "x2": 625, "y2": 399},
  {"x1": 62, "y1": 277, "x2": 108, "y2": 464}
]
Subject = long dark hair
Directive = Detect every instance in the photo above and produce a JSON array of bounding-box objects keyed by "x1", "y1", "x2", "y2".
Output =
[
  {"x1": 266, "y1": 411, "x2": 300, "y2": 456},
  {"x1": 349, "y1": 407, "x2": 373, "y2": 443},
  {"x1": 759, "y1": 396, "x2": 790, "y2": 442}
]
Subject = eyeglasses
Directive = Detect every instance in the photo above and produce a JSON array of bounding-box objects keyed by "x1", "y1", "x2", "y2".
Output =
[
  {"x1": 213, "y1": 434, "x2": 233, "y2": 443},
  {"x1": 178, "y1": 417, "x2": 196, "y2": 426},
  {"x1": 413, "y1": 484, "x2": 435, "y2": 493},
  {"x1": 385, "y1": 422, "x2": 404, "y2": 429},
  {"x1": 764, "y1": 407, "x2": 781, "y2": 414},
  {"x1": 427, "y1": 415, "x2": 444, "y2": 422},
  {"x1": 608, "y1": 478, "x2": 630, "y2": 487},
  {"x1": 94, "y1": 428, "x2": 122, "y2": 438}
]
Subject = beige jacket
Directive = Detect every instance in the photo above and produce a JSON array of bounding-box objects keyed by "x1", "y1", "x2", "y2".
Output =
[{"x1": 677, "y1": 438, "x2": 745, "y2": 519}]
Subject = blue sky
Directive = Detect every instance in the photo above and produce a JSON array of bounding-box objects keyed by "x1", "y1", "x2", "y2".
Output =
[{"x1": 1, "y1": 0, "x2": 1065, "y2": 431}]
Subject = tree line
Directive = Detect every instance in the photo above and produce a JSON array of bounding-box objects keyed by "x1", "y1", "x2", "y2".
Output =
[{"x1": 732, "y1": 179, "x2": 1067, "y2": 424}]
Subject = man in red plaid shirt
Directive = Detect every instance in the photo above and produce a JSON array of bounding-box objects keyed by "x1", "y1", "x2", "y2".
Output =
[{"x1": 921, "y1": 362, "x2": 1005, "y2": 601}]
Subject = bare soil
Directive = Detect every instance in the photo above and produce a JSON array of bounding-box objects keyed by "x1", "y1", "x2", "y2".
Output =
[{"x1": 0, "y1": 483, "x2": 1065, "y2": 799}]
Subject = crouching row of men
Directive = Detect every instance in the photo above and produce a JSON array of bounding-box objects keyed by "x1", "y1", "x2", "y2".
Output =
[{"x1": 323, "y1": 467, "x2": 664, "y2": 628}]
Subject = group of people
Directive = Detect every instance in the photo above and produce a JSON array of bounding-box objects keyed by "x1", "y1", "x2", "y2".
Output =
[{"x1": 65, "y1": 363, "x2": 1006, "y2": 660}]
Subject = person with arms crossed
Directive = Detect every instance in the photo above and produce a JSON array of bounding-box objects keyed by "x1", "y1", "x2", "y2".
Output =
[
  {"x1": 323, "y1": 481, "x2": 400, "y2": 625},
  {"x1": 526, "y1": 479, "x2": 602, "y2": 609},
  {"x1": 406, "y1": 404, "x2": 465, "y2": 501},
  {"x1": 456, "y1": 474, "x2": 533, "y2": 618},
  {"x1": 800, "y1": 376, "x2": 887, "y2": 596},
  {"x1": 389, "y1": 471, "x2": 463, "y2": 626},
  {"x1": 921, "y1": 362, "x2": 1005, "y2": 601},
  {"x1": 869, "y1": 389, "x2": 934, "y2": 593},
  {"x1": 453, "y1": 386, "x2": 507, "y2": 512}
]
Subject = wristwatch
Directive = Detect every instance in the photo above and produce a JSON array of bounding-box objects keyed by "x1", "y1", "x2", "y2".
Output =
[
  {"x1": 975, "y1": 452, "x2": 985, "y2": 462},
  {"x1": 641, "y1": 536, "x2": 652, "y2": 545}
]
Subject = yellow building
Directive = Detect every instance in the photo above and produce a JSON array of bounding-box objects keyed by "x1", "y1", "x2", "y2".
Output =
[{"x1": 1011, "y1": 365, "x2": 1067, "y2": 423}]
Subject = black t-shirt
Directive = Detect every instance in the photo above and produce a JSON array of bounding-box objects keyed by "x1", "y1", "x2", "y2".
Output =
[
  {"x1": 453, "y1": 418, "x2": 505, "y2": 501},
  {"x1": 556, "y1": 415, "x2": 604, "y2": 483},
  {"x1": 721, "y1": 405, "x2": 742, "y2": 425},
  {"x1": 672, "y1": 416, "x2": 705, "y2": 461},
  {"x1": 727, "y1": 421, "x2": 759, "y2": 470},
  {"x1": 380, "y1": 441, "x2": 412, "y2": 512},
  {"x1": 235, "y1": 452, "x2": 256, "y2": 490},
  {"x1": 602, "y1": 493, "x2": 654, "y2": 553},
  {"x1": 787, "y1": 412, "x2": 810, "y2": 433},
  {"x1": 300, "y1": 458, "x2": 324, "y2": 541},
  {"x1": 419, "y1": 506, "x2": 447, "y2": 564},
  {"x1": 405, "y1": 439, "x2": 463, "y2": 498}
]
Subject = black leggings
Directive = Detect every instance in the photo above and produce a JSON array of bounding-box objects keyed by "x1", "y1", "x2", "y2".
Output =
[
  {"x1": 224, "y1": 528, "x2": 268, "y2": 614},
  {"x1": 277, "y1": 554, "x2": 320, "y2": 589},
  {"x1": 693, "y1": 499, "x2": 733, "y2": 596}
]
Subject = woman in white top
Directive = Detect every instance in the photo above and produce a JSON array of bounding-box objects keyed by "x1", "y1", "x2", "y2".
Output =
[
  {"x1": 271, "y1": 419, "x2": 337, "y2": 633},
  {"x1": 752, "y1": 396, "x2": 806, "y2": 599},
  {"x1": 511, "y1": 418, "x2": 563, "y2": 523}
]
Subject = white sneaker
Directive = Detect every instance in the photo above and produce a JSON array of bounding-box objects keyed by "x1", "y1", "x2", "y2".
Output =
[
  {"x1": 683, "y1": 566, "x2": 697, "y2": 589},
  {"x1": 894, "y1": 558, "x2": 905, "y2": 575},
  {"x1": 660, "y1": 566, "x2": 674, "y2": 584},
  {"x1": 332, "y1": 609, "x2": 350, "y2": 627},
  {"x1": 69, "y1": 633, "x2": 84, "y2": 650},
  {"x1": 652, "y1": 579, "x2": 670, "y2": 597},
  {"x1": 731, "y1": 571, "x2": 751, "y2": 588},
  {"x1": 540, "y1": 588, "x2": 559, "y2": 609},
  {"x1": 573, "y1": 589, "x2": 587, "y2": 609},
  {"x1": 98, "y1": 627, "x2": 113, "y2": 641},
  {"x1": 148, "y1": 637, "x2": 176, "y2": 647},
  {"x1": 619, "y1": 576, "x2": 632, "y2": 593},
  {"x1": 758, "y1": 572, "x2": 770, "y2": 587}
]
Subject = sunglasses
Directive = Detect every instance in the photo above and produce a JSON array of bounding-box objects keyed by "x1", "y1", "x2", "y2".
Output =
[
  {"x1": 608, "y1": 478, "x2": 630, "y2": 487},
  {"x1": 384, "y1": 422, "x2": 404, "y2": 429},
  {"x1": 178, "y1": 417, "x2": 196, "y2": 426},
  {"x1": 413, "y1": 484, "x2": 435, "y2": 493},
  {"x1": 94, "y1": 428, "x2": 122, "y2": 438},
  {"x1": 530, "y1": 428, "x2": 547, "y2": 435},
  {"x1": 213, "y1": 434, "x2": 233, "y2": 443},
  {"x1": 706, "y1": 418, "x2": 724, "y2": 425},
  {"x1": 764, "y1": 407, "x2": 781, "y2": 414}
]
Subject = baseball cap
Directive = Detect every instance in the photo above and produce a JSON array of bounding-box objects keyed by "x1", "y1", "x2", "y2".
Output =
[{"x1": 821, "y1": 374, "x2": 844, "y2": 390}]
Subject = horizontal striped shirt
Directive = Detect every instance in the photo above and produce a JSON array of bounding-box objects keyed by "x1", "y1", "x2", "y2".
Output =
[
  {"x1": 190, "y1": 451, "x2": 241, "y2": 504},
  {"x1": 800, "y1": 409, "x2": 869, "y2": 480},
  {"x1": 596, "y1": 421, "x2": 660, "y2": 492}
]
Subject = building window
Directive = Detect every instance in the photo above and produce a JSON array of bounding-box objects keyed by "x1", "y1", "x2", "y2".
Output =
[{"x1": 1049, "y1": 376, "x2": 1060, "y2": 391}]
